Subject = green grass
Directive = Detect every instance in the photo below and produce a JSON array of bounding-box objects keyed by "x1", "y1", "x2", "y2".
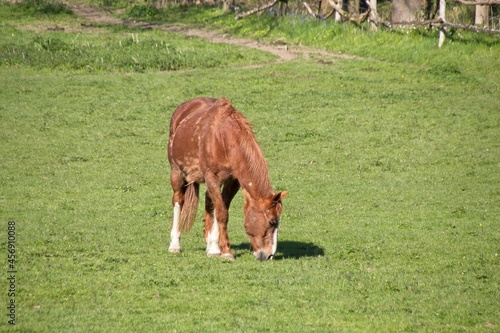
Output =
[
  {"x1": 0, "y1": 26, "x2": 275, "y2": 72},
  {"x1": 0, "y1": 2, "x2": 276, "y2": 72},
  {"x1": 1, "y1": 1, "x2": 499, "y2": 332}
]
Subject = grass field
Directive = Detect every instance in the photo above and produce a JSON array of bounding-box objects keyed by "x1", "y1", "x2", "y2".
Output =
[{"x1": 1, "y1": 1, "x2": 499, "y2": 332}]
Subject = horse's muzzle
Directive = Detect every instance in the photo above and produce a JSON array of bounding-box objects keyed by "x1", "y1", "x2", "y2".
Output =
[{"x1": 254, "y1": 250, "x2": 273, "y2": 261}]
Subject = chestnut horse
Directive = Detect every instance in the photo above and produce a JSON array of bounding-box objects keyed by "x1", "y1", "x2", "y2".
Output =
[{"x1": 167, "y1": 97, "x2": 287, "y2": 261}]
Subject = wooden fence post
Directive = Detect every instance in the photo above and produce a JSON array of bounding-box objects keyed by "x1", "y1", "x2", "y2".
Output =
[
  {"x1": 368, "y1": 0, "x2": 378, "y2": 31},
  {"x1": 438, "y1": 0, "x2": 446, "y2": 47},
  {"x1": 475, "y1": 5, "x2": 489, "y2": 25}
]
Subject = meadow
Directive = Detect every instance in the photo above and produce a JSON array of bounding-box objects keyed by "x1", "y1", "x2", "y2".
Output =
[{"x1": 0, "y1": 1, "x2": 499, "y2": 331}]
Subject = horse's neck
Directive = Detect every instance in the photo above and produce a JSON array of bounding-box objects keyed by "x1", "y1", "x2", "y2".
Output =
[
  {"x1": 240, "y1": 173, "x2": 273, "y2": 200},
  {"x1": 219, "y1": 108, "x2": 273, "y2": 200},
  {"x1": 233, "y1": 138, "x2": 273, "y2": 200}
]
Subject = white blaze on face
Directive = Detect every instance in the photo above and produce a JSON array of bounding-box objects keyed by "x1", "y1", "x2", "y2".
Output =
[
  {"x1": 206, "y1": 211, "x2": 221, "y2": 256},
  {"x1": 169, "y1": 202, "x2": 181, "y2": 252},
  {"x1": 272, "y1": 228, "x2": 278, "y2": 256},
  {"x1": 271, "y1": 217, "x2": 280, "y2": 256}
]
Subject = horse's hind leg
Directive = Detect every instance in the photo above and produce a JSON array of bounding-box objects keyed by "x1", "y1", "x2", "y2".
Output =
[
  {"x1": 168, "y1": 169, "x2": 185, "y2": 253},
  {"x1": 169, "y1": 201, "x2": 182, "y2": 253}
]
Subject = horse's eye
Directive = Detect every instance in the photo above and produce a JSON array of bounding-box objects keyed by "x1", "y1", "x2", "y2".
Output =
[{"x1": 269, "y1": 219, "x2": 278, "y2": 227}]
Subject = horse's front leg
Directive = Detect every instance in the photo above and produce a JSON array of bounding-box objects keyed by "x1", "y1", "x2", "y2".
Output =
[
  {"x1": 204, "y1": 192, "x2": 220, "y2": 257},
  {"x1": 205, "y1": 174, "x2": 234, "y2": 260}
]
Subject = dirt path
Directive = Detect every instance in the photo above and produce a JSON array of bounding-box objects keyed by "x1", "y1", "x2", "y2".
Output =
[{"x1": 64, "y1": 2, "x2": 351, "y2": 63}]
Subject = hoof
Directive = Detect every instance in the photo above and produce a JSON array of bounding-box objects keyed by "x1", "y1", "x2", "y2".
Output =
[
  {"x1": 221, "y1": 253, "x2": 235, "y2": 261},
  {"x1": 168, "y1": 247, "x2": 181, "y2": 254},
  {"x1": 207, "y1": 252, "x2": 221, "y2": 258}
]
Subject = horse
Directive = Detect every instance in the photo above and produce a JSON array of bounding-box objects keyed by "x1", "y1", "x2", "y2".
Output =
[{"x1": 167, "y1": 97, "x2": 287, "y2": 261}]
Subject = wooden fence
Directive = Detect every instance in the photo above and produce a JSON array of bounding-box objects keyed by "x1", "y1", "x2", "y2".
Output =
[{"x1": 235, "y1": 0, "x2": 500, "y2": 47}]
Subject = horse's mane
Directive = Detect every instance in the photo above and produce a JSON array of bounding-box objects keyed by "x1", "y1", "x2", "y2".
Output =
[{"x1": 214, "y1": 98, "x2": 272, "y2": 197}]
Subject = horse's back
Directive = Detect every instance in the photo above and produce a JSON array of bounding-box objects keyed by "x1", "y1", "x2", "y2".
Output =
[
  {"x1": 168, "y1": 97, "x2": 248, "y2": 177},
  {"x1": 169, "y1": 97, "x2": 217, "y2": 134},
  {"x1": 168, "y1": 97, "x2": 222, "y2": 184}
]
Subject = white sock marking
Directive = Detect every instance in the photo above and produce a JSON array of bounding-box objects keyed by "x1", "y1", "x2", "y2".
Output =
[
  {"x1": 168, "y1": 202, "x2": 181, "y2": 252},
  {"x1": 206, "y1": 211, "x2": 221, "y2": 256}
]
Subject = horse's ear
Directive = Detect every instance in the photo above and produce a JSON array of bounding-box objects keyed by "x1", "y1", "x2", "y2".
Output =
[{"x1": 273, "y1": 191, "x2": 288, "y2": 204}]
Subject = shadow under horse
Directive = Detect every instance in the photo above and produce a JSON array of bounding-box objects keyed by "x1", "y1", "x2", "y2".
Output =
[{"x1": 233, "y1": 241, "x2": 324, "y2": 260}]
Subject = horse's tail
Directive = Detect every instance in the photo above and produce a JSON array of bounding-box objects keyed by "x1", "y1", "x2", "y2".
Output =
[{"x1": 179, "y1": 183, "x2": 199, "y2": 232}]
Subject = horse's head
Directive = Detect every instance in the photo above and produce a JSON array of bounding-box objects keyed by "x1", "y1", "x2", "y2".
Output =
[{"x1": 244, "y1": 191, "x2": 288, "y2": 261}]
